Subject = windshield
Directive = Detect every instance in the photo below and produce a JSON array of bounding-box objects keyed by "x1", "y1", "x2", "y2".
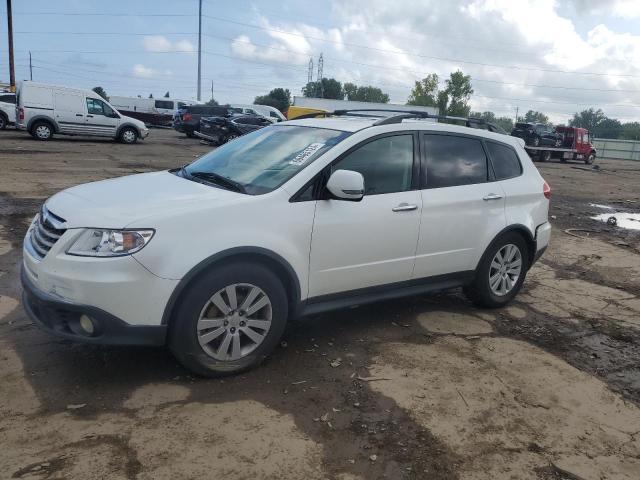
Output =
[{"x1": 184, "y1": 125, "x2": 350, "y2": 194}]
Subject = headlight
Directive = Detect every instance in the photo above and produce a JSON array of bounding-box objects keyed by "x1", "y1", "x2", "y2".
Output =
[{"x1": 67, "y1": 229, "x2": 154, "y2": 257}]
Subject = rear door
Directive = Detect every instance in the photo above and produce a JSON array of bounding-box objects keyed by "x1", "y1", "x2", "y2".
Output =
[
  {"x1": 413, "y1": 133, "x2": 506, "y2": 279},
  {"x1": 54, "y1": 91, "x2": 86, "y2": 134},
  {"x1": 85, "y1": 97, "x2": 120, "y2": 137}
]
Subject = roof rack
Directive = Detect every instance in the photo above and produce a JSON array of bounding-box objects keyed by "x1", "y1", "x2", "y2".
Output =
[{"x1": 292, "y1": 108, "x2": 489, "y2": 126}]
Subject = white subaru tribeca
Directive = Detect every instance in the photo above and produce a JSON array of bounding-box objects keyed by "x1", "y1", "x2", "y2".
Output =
[{"x1": 22, "y1": 112, "x2": 551, "y2": 376}]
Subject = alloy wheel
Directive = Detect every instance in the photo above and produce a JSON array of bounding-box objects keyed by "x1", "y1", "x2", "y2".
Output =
[
  {"x1": 196, "y1": 283, "x2": 272, "y2": 361},
  {"x1": 488, "y1": 244, "x2": 522, "y2": 296}
]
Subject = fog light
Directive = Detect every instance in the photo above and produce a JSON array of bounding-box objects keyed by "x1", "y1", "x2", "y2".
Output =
[{"x1": 79, "y1": 315, "x2": 95, "y2": 335}]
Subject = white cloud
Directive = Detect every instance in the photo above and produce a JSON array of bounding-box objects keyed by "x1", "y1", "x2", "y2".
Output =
[
  {"x1": 142, "y1": 35, "x2": 195, "y2": 53},
  {"x1": 572, "y1": 0, "x2": 640, "y2": 19},
  {"x1": 132, "y1": 64, "x2": 157, "y2": 78}
]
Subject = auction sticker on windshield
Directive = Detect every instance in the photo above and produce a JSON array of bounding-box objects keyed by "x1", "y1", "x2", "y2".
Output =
[{"x1": 290, "y1": 143, "x2": 325, "y2": 166}]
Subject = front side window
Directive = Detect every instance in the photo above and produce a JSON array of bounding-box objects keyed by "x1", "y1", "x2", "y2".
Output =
[
  {"x1": 423, "y1": 134, "x2": 488, "y2": 188},
  {"x1": 185, "y1": 125, "x2": 350, "y2": 195},
  {"x1": 86, "y1": 98, "x2": 115, "y2": 116},
  {"x1": 332, "y1": 135, "x2": 414, "y2": 195},
  {"x1": 486, "y1": 142, "x2": 522, "y2": 180}
]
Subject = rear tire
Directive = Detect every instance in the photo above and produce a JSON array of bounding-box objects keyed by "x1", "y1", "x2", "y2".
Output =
[
  {"x1": 464, "y1": 232, "x2": 529, "y2": 309},
  {"x1": 169, "y1": 262, "x2": 288, "y2": 377},
  {"x1": 539, "y1": 150, "x2": 551, "y2": 162},
  {"x1": 0, "y1": 114, "x2": 7, "y2": 130},
  {"x1": 31, "y1": 121, "x2": 53, "y2": 141}
]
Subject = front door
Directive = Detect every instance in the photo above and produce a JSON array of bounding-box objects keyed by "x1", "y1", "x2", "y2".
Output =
[
  {"x1": 413, "y1": 133, "x2": 506, "y2": 279},
  {"x1": 308, "y1": 133, "x2": 422, "y2": 298},
  {"x1": 85, "y1": 97, "x2": 120, "y2": 137}
]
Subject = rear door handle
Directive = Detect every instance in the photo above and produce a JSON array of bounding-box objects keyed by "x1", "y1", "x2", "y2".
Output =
[
  {"x1": 483, "y1": 193, "x2": 503, "y2": 201},
  {"x1": 392, "y1": 203, "x2": 418, "y2": 212}
]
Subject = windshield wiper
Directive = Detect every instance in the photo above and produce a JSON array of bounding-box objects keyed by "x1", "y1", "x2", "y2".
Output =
[{"x1": 189, "y1": 170, "x2": 247, "y2": 193}]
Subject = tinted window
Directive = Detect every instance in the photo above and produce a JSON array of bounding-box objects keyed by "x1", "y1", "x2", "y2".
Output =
[
  {"x1": 0, "y1": 94, "x2": 16, "y2": 104},
  {"x1": 424, "y1": 135, "x2": 488, "y2": 188},
  {"x1": 333, "y1": 135, "x2": 414, "y2": 195},
  {"x1": 155, "y1": 100, "x2": 174, "y2": 109},
  {"x1": 486, "y1": 142, "x2": 522, "y2": 180}
]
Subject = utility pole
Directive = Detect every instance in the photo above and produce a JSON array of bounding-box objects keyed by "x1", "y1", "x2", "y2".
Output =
[
  {"x1": 6, "y1": 0, "x2": 15, "y2": 92},
  {"x1": 211, "y1": 80, "x2": 213, "y2": 103},
  {"x1": 316, "y1": 53, "x2": 323, "y2": 98},
  {"x1": 197, "y1": 0, "x2": 202, "y2": 101},
  {"x1": 29, "y1": 51, "x2": 33, "y2": 80},
  {"x1": 307, "y1": 57, "x2": 313, "y2": 84},
  {"x1": 515, "y1": 106, "x2": 519, "y2": 125}
]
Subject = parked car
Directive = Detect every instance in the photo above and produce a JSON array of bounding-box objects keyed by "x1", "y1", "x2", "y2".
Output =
[
  {"x1": 511, "y1": 123, "x2": 562, "y2": 147},
  {"x1": 15, "y1": 81, "x2": 148, "y2": 143},
  {"x1": 231, "y1": 104, "x2": 286, "y2": 123},
  {"x1": 0, "y1": 91, "x2": 16, "y2": 129},
  {"x1": 22, "y1": 113, "x2": 551, "y2": 377},
  {"x1": 173, "y1": 105, "x2": 235, "y2": 137},
  {"x1": 197, "y1": 114, "x2": 272, "y2": 145}
]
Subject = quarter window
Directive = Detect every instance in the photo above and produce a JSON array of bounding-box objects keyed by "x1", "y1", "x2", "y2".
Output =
[
  {"x1": 155, "y1": 100, "x2": 174, "y2": 110},
  {"x1": 424, "y1": 134, "x2": 488, "y2": 188},
  {"x1": 486, "y1": 142, "x2": 522, "y2": 180},
  {"x1": 332, "y1": 135, "x2": 414, "y2": 195}
]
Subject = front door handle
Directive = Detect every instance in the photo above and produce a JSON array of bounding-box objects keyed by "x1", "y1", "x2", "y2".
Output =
[
  {"x1": 483, "y1": 193, "x2": 503, "y2": 201},
  {"x1": 86, "y1": 114, "x2": 94, "y2": 118},
  {"x1": 75, "y1": 114, "x2": 84, "y2": 117},
  {"x1": 392, "y1": 203, "x2": 418, "y2": 212}
]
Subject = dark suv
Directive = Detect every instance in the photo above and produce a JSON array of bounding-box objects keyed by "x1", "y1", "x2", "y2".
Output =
[
  {"x1": 173, "y1": 105, "x2": 235, "y2": 137},
  {"x1": 511, "y1": 123, "x2": 562, "y2": 147}
]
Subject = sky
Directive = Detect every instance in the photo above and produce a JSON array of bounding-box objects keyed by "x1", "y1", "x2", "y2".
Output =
[{"x1": 1, "y1": 0, "x2": 640, "y2": 124}]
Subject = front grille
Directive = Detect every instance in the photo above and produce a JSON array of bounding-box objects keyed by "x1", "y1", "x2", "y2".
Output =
[{"x1": 29, "y1": 207, "x2": 67, "y2": 259}]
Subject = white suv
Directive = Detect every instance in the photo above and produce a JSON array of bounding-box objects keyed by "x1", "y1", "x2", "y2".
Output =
[
  {"x1": 0, "y1": 92, "x2": 16, "y2": 129},
  {"x1": 21, "y1": 112, "x2": 551, "y2": 376}
]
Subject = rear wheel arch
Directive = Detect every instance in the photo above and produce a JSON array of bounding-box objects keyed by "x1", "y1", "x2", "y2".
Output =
[
  {"x1": 478, "y1": 225, "x2": 535, "y2": 273},
  {"x1": 162, "y1": 247, "x2": 302, "y2": 327},
  {"x1": 27, "y1": 116, "x2": 58, "y2": 133}
]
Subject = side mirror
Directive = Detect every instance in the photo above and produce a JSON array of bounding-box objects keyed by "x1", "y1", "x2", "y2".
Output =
[{"x1": 326, "y1": 169, "x2": 364, "y2": 201}]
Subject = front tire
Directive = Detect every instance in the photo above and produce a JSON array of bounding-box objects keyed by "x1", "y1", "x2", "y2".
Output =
[
  {"x1": 169, "y1": 262, "x2": 288, "y2": 377},
  {"x1": 119, "y1": 127, "x2": 138, "y2": 144},
  {"x1": 585, "y1": 153, "x2": 595, "y2": 165},
  {"x1": 465, "y1": 232, "x2": 529, "y2": 308}
]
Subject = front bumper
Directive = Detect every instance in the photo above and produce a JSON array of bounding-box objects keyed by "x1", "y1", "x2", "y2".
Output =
[
  {"x1": 140, "y1": 128, "x2": 150, "y2": 139},
  {"x1": 21, "y1": 267, "x2": 167, "y2": 346}
]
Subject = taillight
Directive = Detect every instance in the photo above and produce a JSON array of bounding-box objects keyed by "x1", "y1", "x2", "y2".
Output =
[
  {"x1": 18, "y1": 107, "x2": 24, "y2": 121},
  {"x1": 183, "y1": 113, "x2": 192, "y2": 121},
  {"x1": 543, "y1": 181, "x2": 551, "y2": 199}
]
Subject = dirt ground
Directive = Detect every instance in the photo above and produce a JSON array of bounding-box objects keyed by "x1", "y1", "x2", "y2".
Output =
[{"x1": 1, "y1": 128, "x2": 640, "y2": 480}]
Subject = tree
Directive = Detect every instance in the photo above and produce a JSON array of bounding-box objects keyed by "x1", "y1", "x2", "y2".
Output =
[
  {"x1": 302, "y1": 78, "x2": 343, "y2": 100},
  {"x1": 520, "y1": 110, "x2": 549, "y2": 124},
  {"x1": 343, "y1": 83, "x2": 390, "y2": 103},
  {"x1": 92, "y1": 86, "x2": 108, "y2": 101},
  {"x1": 596, "y1": 118, "x2": 623, "y2": 139},
  {"x1": 569, "y1": 108, "x2": 605, "y2": 133},
  {"x1": 407, "y1": 71, "x2": 473, "y2": 116},
  {"x1": 205, "y1": 98, "x2": 219, "y2": 106},
  {"x1": 254, "y1": 88, "x2": 291, "y2": 113},
  {"x1": 621, "y1": 122, "x2": 640, "y2": 140},
  {"x1": 470, "y1": 111, "x2": 514, "y2": 133},
  {"x1": 164, "y1": 91, "x2": 170, "y2": 98},
  {"x1": 407, "y1": 73, "x2": 439, "y2": 107},
  {"x1": 443, "y1": 70, "x2": 473, "y2": 117}
]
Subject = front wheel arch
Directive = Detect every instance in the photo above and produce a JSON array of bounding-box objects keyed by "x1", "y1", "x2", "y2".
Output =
[{"x1": 161, "y1": 248, "x2": 302, "y2": 328}]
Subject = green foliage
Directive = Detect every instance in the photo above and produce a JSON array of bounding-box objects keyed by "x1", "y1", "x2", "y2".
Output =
[
  {"x1": 92, "y1": 86, "x2": 108, "y2": 101},
  {"x1": 596, "y1": 117, "x2": 623, "y2": 139},
  {"x1": 302, "y1": 78, "x2": 343, "y2": 100},
  {"x1": 254, "y1": 88, "x2": 291, "y2": 113},
  {"x1": 204, "y1": 98, "x2": 219, "y2": 106},
  {"x1": 620, "y1": 122, "x2": 640, "y2": 140},
  {"x1": 407, "y1": 71, "x2": 473, "y2": 116},
  {"x1": 470, "y1": 111, "x2": 514, "y2": 133},
  {"x1": 569, "y1": 108, "x2": 605, "y2": 132},
  {"x1": 343, "y1": 83, "x2": 390, "y2": 103},
  {"x1": 520, "y1": 110, "x2": 549, "y2": 124}
]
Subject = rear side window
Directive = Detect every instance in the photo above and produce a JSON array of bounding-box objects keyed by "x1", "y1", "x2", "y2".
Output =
[
  {"x1": 423, "y1": 134, "x2": 488, "y2": 188},
  {"x1": 155, "y1": 100, "x2": 174, "y2": 109},
  {"x1": 0, "y1": 94, "x2": 16, "y2": 104},
  {"x1": 486, "y1": 142, "x2": 522, "y2": 180}
]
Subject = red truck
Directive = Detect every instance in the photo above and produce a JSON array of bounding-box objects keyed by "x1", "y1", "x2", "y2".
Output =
[{"x1": 522, "y1": 126, "x2": 597, "y2": 164}]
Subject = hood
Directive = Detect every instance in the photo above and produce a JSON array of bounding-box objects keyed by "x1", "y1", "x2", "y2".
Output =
[{"x1": 45, "y1": 171, "x2": 241, "y2": 229}]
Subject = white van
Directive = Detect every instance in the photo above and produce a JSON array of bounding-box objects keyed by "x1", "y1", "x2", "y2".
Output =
[
  {"x1": 16, "y1": 81, "x2": 149, "y2": 143},
  {"x1": 230, "y1": 104, "x2": 286, "y2": 123}
]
